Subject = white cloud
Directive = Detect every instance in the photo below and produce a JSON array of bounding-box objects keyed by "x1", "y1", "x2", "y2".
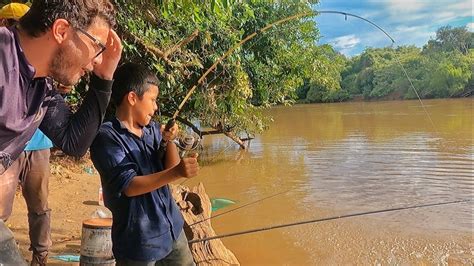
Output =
[
  {"x1": 394, "y1": 25, "x2": 427, "y2": 34},
  {"x1": 331, "y1": 34, "x2": 361, "y2": 49},
  {"x1": 431, "y1": 1, "x2": 471, "y2": 21},
  {"x1": 329, "y1": 35, "x2": 362, "y2": 56},
  {"x1": 362, "y1": 0, "x2": 472, "y2": 50},
  {"x1": 433, "y1": 11, "x2": 469, "y2": 24},
  {"x1": 369, "y1": 0, "x2": 471, "y2": 23},
  {"x1": 386, "y1": 0, "x2": 426, "y2": 13},
  {"x1": 317, "y1": 0, "x2": 473, "y2": 56},
  {"x1": 450, "y1": 1, "x2": 472, "y2": 10},
  {"x1": 467, "y1": 23, "x2": 474, "y2": 32}
]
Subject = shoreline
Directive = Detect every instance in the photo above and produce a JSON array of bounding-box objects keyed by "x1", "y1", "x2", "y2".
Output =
[{"x1": 8, "y1": 155, "x2": 239, "y2": 265}]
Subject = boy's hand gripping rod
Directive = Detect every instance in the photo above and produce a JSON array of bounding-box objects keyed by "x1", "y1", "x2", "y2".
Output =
[{"x1": 157, "y1": 118, "x2": 201, "y2": 161}]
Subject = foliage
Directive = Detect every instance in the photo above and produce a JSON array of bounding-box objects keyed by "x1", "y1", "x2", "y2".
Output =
[
  {"x1": 297, "y1": 44, "x2": 348, "y2": 103},
  {"x1": 109, "y1": 0, "x2": 325, "y2": 138},
  {"x1": 6, "y1": 1, "x2": 472, "y2": 141},
  {"x1": 334, "y1": 26, "x2": 474, "y2": 101},
  {"x1": 423, "y1": 26, "x2": 474, "y2": 55}
]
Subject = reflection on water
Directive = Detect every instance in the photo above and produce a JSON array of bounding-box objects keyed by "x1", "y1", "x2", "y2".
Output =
[{"x1": 184, "y1": 99, "x2": 473, "y2": 265}]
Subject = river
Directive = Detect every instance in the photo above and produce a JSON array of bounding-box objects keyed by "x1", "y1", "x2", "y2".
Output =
[{"x1": 185, "y1": 98, "x2": 473, "y2": 265}]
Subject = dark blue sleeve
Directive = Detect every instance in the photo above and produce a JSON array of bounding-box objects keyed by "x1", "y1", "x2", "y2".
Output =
[
  {"x1": 39, "y1": 74, "x2": 112, "y2": 157},
  {"x1": 90, "y1": 129, "x2": 137, "y2": 198}
]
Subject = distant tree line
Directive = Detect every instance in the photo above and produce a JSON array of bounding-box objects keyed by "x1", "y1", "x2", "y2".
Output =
[
  {"x1": 3, "y1": 1, "x2": 472, "y2": 144},
  {"x1": 297, "y1": 26, "x2": 474, "y2": 103}
]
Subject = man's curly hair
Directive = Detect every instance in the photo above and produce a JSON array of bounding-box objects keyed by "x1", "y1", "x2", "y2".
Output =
[{"x1": 19, "y1": 0, "x2": 116, "y2": 37}]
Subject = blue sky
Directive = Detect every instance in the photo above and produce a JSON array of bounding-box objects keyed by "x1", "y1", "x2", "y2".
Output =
[{"x1": 313, "y1": 0, "x2": 473, "y2": 56}]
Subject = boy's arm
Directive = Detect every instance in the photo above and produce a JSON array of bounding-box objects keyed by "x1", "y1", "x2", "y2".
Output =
[
  {"x1": 39, "y1": 75, "x2": 112, "y2": 157},
  {"x1": 91, "y1": 127, "x2": 199, "y2": 198},
  {"x1": 160, "y1": 122, "x2": 180, "y2": 169},
  {"x1": 164, "y1": 141, "x2": 180, "y2": 169},
  {"x1": 90, "y1": 129, "x2": 137, "y2": 198},
  {"x1": 123, "y1": 155, "x2": 198, "y2": 197},
  {"x1": 124, "y1": 123, "x2": 197, "y2": 197}
]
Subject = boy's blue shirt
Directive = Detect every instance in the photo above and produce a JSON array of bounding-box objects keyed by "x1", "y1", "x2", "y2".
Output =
[{"x1": 90, "y1": 117, "x2": 184, "y2": 262}]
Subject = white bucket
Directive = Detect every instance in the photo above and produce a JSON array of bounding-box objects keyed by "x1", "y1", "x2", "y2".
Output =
[{"x1": 80, "y1": 218, "x2": 115, "y2": 265}]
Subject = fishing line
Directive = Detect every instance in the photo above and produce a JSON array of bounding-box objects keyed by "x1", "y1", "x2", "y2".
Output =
[
  {"x1": 392, "y1": 55, "x2": 437, "y2": 131},
  {"x1": 175, "y1": 9, "x2": 441, "y2": 219},
  {"x1": 316, "y1": 11, "x2": 437, "y2": 131},
  {"x1": 178, "y1": 141, "x2": 239, "y2": 186},
  {"x1": 188, "y1": 189, "x2": 292, "y2": 227},
  {"x1": 188, "y1": 198, "x2": 472, "y2": 244}
]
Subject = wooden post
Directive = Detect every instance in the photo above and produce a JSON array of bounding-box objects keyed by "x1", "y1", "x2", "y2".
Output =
[{"x1": 171, "y1": 183, "x2": 240, "y2": 265}]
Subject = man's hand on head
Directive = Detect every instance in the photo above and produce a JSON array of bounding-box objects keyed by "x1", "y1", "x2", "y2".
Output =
[{"x1": 93, "y1": 29, "x2": 122, "y2": 80}]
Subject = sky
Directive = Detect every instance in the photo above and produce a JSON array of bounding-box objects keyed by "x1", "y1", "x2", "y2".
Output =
[{"x1": 313, "y1": 0, "x2": 473, "y2": 56}]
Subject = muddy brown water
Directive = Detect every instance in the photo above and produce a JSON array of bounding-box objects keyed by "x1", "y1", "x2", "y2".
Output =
[{"x1": 187, "y1": 98, "x2": 473, "y2": 265}]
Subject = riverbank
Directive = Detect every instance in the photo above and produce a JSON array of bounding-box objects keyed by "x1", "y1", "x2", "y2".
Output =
[
  {"x1": 7, "y1": 99, "x2": 473, "y2": 265},
  {"x1": 7, "y1": 154, "x2": 102, "y2": 265},
  {"x1": 7, "y1": 154, "x2": 238, "y2": 265}
]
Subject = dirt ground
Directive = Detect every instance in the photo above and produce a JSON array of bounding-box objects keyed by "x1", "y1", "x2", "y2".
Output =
[{"x1": 7, "y1": 154, "x2": 106, "y2": 265}]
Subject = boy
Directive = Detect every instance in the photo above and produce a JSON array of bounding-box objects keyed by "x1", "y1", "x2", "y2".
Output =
[{"x1": 90, "y1": 63, "x2": 198, "y2": 265}]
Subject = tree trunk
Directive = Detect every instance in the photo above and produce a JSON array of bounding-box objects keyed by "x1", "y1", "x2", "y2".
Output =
[{"x1": 171, "y1": 183, "x2": 240, "y2": 265}]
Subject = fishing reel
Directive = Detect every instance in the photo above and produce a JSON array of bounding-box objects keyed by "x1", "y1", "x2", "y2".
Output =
[
  {"x1": 157, "y1": 118, "x2": 201, "y2": 159},
  {"x1": 173, "y1": 131, "x2": 201, "y2": 158}
]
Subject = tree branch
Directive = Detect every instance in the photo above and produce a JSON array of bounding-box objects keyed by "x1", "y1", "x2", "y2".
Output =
[
  {"x1": 118, "y1": 23, "x2": 199, "y2": 66},
  {"x1": 223, "y1": 131, "x2": 246, "y2": 149},
  {"x1": 164, "y1": 29, "x2": 199, "y2": 58},
  {"x1": 160, "y1": 113, "x2": 248, "y2": 149}
]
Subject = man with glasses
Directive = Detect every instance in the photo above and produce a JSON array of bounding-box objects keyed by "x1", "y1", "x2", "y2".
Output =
[{"x1": 0, "y1": 1, "x2": 122, "y2": 265}]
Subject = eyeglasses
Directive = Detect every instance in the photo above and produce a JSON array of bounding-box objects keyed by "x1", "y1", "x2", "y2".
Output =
[{"x1": 75, "y1": 27, "x2": 106, "y2": 59}]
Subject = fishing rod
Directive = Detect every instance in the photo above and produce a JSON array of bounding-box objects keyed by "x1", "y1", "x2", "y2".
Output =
[
  {"x1": 188, "y1": 198, "x2": 472, "y2": 244},
  {"x1": 171, "y1": 10, "x2": 394, "y2": 121},
  {"x1": 172, "y1": 10, "x2": 441, "y2": 216},
  {"x1": 168, "y1": 10, "x2": 407, "y2": 120},
  {"x1": 162, "y1": 10, "x2": 448, "y2": 233},
  {"x1": 157, "y1": 11, "x2": 356, "y2": 159},
  {"x1": 159, "y1": 10, "x2": 437, "y2": 161}
]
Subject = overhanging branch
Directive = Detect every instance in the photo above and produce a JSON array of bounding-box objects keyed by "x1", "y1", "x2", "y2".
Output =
[{"x1": 117, "y1": 23, "x2": 199, "y2": 66}]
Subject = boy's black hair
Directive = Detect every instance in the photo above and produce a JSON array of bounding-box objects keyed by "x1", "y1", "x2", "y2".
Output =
[{"x1": 111, "y1": 62, "x2": 159, "y2": 107}]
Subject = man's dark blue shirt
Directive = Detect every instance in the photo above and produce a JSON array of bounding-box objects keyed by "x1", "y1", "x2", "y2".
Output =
[{"x1": 90, "y1": 117, "x2": 184, "y2": 261}]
